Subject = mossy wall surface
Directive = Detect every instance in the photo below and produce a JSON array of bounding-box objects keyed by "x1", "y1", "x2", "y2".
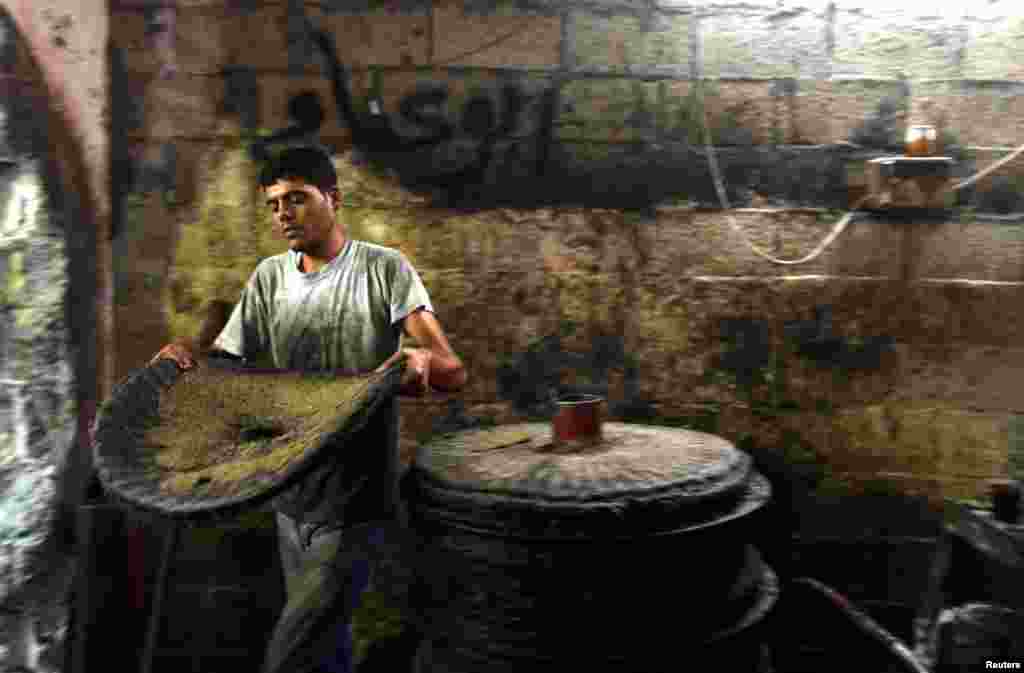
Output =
[
  {"x1": 109, "y1": 0, "x2": 1024, "y2": 505},
  {"x1": 0, "y1": 5, "x2": 110, "y2": 667},
  {"x1": 90, "y1": 1, "x2": 1024, "y2": 667}
]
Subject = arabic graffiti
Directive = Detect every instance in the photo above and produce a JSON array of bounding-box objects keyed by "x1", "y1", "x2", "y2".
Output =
[
  {"x1": 238, "y1": 15, "x2": 848, "y2": 209},
  {"x1": 495, "y1": 323, "x2": 657, "y2": 421},
  {"x1": 783, "y1": 305, "x2": 895, "y2": 371},
  {"x1": 290, "y1": 28, "x2": 552, "y2": 208}
]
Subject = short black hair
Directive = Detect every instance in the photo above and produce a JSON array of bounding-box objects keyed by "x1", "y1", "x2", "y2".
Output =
[{"x1": 258, "y1": 145, "x2": 338, "y2": 193}]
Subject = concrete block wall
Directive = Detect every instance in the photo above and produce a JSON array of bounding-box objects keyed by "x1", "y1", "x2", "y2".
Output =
[
  {"x1": 7, "y1": 0, "x2": 1024, "y2": 667},
  {"x1": 98, "y1": 0, "x2": 1024, "y2": 667},
  {"x1": 107, "y1": 0, "x2": 1024, "y2": 494}
]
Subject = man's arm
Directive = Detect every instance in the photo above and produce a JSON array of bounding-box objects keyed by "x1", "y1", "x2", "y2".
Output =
[
  {"x1": 376, "y1": 308, "x2": 467, "y2": 395},
  {"x1": 151, "y1": 300, "x2": 236, "y2": 369}
]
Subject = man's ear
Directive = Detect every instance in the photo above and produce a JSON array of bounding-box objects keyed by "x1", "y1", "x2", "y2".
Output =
[{"x1": 326, "y1": 187, "x2": 342, "y2": 211}]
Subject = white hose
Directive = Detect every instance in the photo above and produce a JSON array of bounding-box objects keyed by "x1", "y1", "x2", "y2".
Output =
[
  {"x1": 951, "y1": 142, "x2": 1024, "y2": 192},
  {"x1": 698, "y1": 82, "x2": 1024, "y2": 266}
]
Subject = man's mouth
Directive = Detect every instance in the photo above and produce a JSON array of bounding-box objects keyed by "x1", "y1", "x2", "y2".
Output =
[{"x1": 283, "y1": 228, "x2": 301, "y2": 238}]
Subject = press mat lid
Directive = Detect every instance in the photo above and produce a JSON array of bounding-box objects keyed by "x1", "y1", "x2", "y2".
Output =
[
  {"x1": 409, "y1": 423, "x2": 768, "y2": 539},
  {"x1": 415, "y1": 423, "x2": 750, "y2": 499},
  {"x1": 92, "y1": 357, "x2": 404, "y2": 519}
]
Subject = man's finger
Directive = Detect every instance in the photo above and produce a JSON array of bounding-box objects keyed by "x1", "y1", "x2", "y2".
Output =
[
  {"x1": 378, "y1": 349, "x2": 411, "y2": 372},
  {"x1": 375, "y1": 352, "x2": 398, "y2": 372}
]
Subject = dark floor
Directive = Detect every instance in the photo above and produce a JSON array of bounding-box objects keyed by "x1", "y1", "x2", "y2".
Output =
[{"x1": 69, "y1": 490, "x2": 945, "y2": 673}]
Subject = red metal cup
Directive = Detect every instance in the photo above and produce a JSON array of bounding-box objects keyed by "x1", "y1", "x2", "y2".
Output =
[{"x1": 551, "y1": 394, "x2": 603, "y2": 450}]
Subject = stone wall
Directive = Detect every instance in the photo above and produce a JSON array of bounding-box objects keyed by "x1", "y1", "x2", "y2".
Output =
[
  {"x1": 107, "y1": 0, "x2": 1024, "y2": 497},
  {"x1": 0, "y1": 1, "x2": 108, "y2": 670},
  {"x1": 96, "y1": 0, "x2": 1024, "y2": 668},
  {"x1": 1, "y1": 0, "x2": 1020, "y2": 669}
]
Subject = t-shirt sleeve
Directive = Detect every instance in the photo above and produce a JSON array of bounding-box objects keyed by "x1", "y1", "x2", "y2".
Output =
[
  {"x1": 212, "y1": 265, "x2": 271, "y2": 359},
  {"x1": 386, "y1": 252, "x2": 434, "y2": 326}
]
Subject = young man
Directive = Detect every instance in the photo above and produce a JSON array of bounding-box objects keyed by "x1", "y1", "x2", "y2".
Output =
[{"x1": 152, "y1": 145, "x2": 467, "y2": 673}]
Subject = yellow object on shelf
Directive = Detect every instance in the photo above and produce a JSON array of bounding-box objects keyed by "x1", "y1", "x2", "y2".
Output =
[{"x1": 905, "y1": 125, "x2": 939, "y2": 157}]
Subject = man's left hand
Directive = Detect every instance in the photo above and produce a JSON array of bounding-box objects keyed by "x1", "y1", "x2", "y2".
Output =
[{"x1": 377, "y1": 347, "x2": 432, "y2": 396}]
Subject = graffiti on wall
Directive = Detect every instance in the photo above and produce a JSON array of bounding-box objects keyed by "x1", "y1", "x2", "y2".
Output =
[
  {"x1": 714, "y1": 307, "x2": 895, "y2": 383},
  {"x1": 480, "y1": 305, "x2": 895, "y2": 427},
  {"x1": 113, "y1": 0, "x2": 1023, "y2": 214},
  {"x1": 782, "y1": 306, "x2": 895, "y2": 371},
  {"x1": 491, "y1": 322, "x2": 657, "y2": 421},
  {"x1": 244, "y1": 27, "x2": 556, "y2": 208},
  {"x1": 235, "y1": 15, "x2": 850, "y2": 210},
  {"x1": 707, "y1": 306, "x2": 896, "y2": 422}
]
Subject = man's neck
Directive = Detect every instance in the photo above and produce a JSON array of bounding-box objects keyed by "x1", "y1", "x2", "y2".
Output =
[{"x1": 299, "y1": 235, "x2": 348, "y2": 273}]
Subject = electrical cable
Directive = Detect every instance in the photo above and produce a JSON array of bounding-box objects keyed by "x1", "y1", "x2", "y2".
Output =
[
  {"x1": 697, "y1": 79, "x2": 1024, "y2": 266},
  {"x1": 951, "y1": 142, "x2": 1024, "y2": 192}
]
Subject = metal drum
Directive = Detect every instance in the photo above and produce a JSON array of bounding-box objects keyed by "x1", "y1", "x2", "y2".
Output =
[{"x1": 405, "y1": 396, "x2": 776, "y2": 672}]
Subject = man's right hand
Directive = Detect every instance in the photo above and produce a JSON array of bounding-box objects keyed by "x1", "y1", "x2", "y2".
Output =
[
  {"x1": 150, "y1": 300, "x2": 234, "y2": 371},
  {"x1": 150, "y1": 341, "x2": 196, "y2": 370}
]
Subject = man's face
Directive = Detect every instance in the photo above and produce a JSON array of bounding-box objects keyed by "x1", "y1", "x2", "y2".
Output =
[{"x1": 264, "y1": 178, "x2": 339, "y2": 254}]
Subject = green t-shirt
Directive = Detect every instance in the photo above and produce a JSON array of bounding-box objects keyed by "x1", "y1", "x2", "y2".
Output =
[{"x1": 214, "y1": 239, "x2": 434, "y2": 526}]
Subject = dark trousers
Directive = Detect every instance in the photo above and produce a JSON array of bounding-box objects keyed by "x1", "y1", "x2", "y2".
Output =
[{"x1": 262, "y1": 513, "x2": 384, "y2": 673}]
